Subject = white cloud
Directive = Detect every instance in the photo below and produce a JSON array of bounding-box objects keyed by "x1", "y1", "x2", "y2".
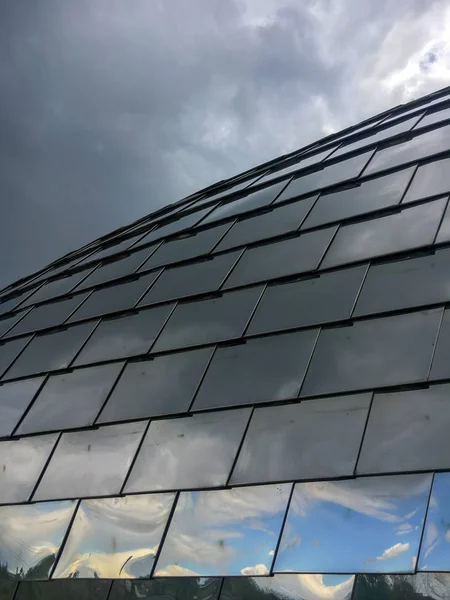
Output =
[{"x1": 376, "y1": 542, "x2": 410, "y2": 561}]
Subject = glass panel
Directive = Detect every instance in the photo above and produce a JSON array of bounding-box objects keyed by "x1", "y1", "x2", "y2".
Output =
[
  {"x1": 138, "y1": 252, "x2": 240, "y2": 307},
  {"x1": 201, "y1": 174, "x2": 263, "y2": 204},
  {"x1": 154, "y1": 484, "x2": 291, "y2": 577},
  {"x1": 77, "y1": 234, "x2": 147, "y2": 265},
  {"x1": 301, "y1": 309, "x2": 442, "y2": 396},
  {"x1": 137, "y1": 224, "x2": 231, "y2": 271},
  {"x1": 215, "y1": 196, "x2": 317, "y2": 252},
  {"x1": 125, "y1": 408, "x2": 251, "y2": 493},
  {"x1": 0, "y1": 378, "x2": 45, "y2": 436},
  {"x1": 430, "y1": 309, "x2": 450, "y2": 380},
  {"x1": 222, "y1": 227, "x2": 337, "y2": 289},
  {"x1": 135, "y1": 206, "x2": 217, "y2": 246},
  {"x1": 152, "y1": 287, "x2": 262, "y2": 352},
  {"x1": 0, "y1": 337, "x2": 32, "y2": 378},
  {"x1": 321, "y1": 197, "x2": 447, "y2": 269},
  {"x1": 418, "y1": 472, "x2": 450, "y2": 571},
  {"x1": 247, "y1": 266, "x2": 366, "y2": 335},
  {"x1": 331, "y1": 115, "x2": 421, "y2": 158},
  {"x1": 5, "y1": 323, "x2": 97, "y2": 379},
  {"x1": 109, "y1": 578, "x2": 221, "y2": 600},
  {"x1": 20, "y1": 269, "x2": 95, "y2": 306},
  {"x1": 403, "y1": 157, "x2": 450, "y2": 203},
  {"x1": 220, "y1": 574, "x2": 355, "y2": 600},
  {"x1": 274, "y1": 473, "x2": 432, "y2": 574},
  {"x1": 0, "y1": 501, "x2": 76, "y2": 580},
  {"x1": 0, "y1": 434, "x2": 58, "y2": 503},
  {"x1": 67, "y1": 272, "x2": 160, "y2": 322},
  {"x1": 0, "y1": 581, "x2": 15, "y2": 600},
  {"x1": 436, "y1": 200, "x2": 450, "y2": 243},
  {"x1": 354, "y1": 248, "x2": 450, "y2": 317},
  {"x1": 258, "y1": 148, "x2": 335, "y2": 186},
  {"x1": 200, "y1": 181, "x2": 287, "y2": 225},
  {"x1": 14, "y1": 580, "x2": 110, "y2": 600},
  {"x1": 75, "y1": 246, "x2": 158, "y2": 291},
  {"x1": 0, "y1": 295, "x2": 29, "y2": 318},
  {"x1": 354, "y1": 573, "x2": 450, "y2": 600},
  {"x1": 418, "y1": 107, "x2": 450, "y2": 128},
  {"x1": 0, "y1": 311, "x2": 29, "y2": 338},
  {"x1": 364, "y1": 123, "x2": 450, "y2": 176},
  {"x1": 52, "y1": 494, "x2": 175, "y2": 579},
  {"x1": 274, "y1": 153, "x2": 372, "y2": 204},
  {"x1": 302, "y1": 167, "x2": 415, "y2": 229},
  {"x1": 72, "y1": 305, "x2": 174, "y2": 366},
  {"x1": 193, "y1": 330, "x2": 319, "y2": 411},
  {"x1": 33, "y1": 421, "x2": 146, "y2": 501},
  {"x1": 97, "y1": 347, "x2": 213, "y2": 424},
  {"x1": 16, "y1": 363, "x2": 123, "y2": 435},
  {"x1": 5, "y1": 294, "x2": 89, "y2": 337},
  {"x1": 358, "y1": 384, "x2": 450, "y2": 475},
  {"x1": 230, "y1": 394, "x2": 370, "y2": 485}
]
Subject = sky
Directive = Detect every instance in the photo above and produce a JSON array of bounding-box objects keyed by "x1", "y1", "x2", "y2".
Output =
[{"x1": 1, "y1": 0, "x2": 450, "y2": 288}]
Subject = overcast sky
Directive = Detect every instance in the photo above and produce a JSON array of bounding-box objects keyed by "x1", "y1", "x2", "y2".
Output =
[{"x1": 1, "y1": 0, "x2": 450, "y2": 288}]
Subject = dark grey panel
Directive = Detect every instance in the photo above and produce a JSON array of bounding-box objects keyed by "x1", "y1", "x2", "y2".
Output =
[
  {"x1": 0, "y1": 434, "x2": 58, "y2": 503},
  {"x1": 321, "y1": 197, "x2": 447, "y2": 269},
  {"x1": 138, "y1": 252, "x2": 240, "y2": 307},
  {"x1": 302, "y1": 167, "x2": 415, "y2": 229},
  {"x1": 222, "y1": 227, "x2": 337, "y2": 289},
  {"x1": 152, "y1": 287, "x2": 262, "y2": 352},
  {"x1": 135, "y1": 205, "x2": 217, "y2": 245},
  {"x1": 353, "y1": 573, "x2": 450, "y2": 599},
  {"x1": 418, "y1": 107, "x2": 450, "y2": 128},
  {"x1": 200, "y1": 181, "x2": 287, "y2": 225},
  {"x1": 72, "y1": 305, "x2": 174, "y2": 366},
  {"x1": 357, "y1": 385, "x2": 450, "y2": 475},
  {"x1": 0, "y1": 501, "x2": 76, "y2": 580},
  {"x1": 0, "y1": 377, "x2": 45, "y2": 436},
  {"x1": 109, "y1": 578, "x2": 221, "y2": 600},
  {"x1": 214, "y1": 195, "x2": 317, "y2": 252},
  {"x1": 137, "y1": 224, "x2": 231, "y2": 271},
  {"x1": 331, "y1": 115, "x2": 421, "y2": 158},
  {"x1": 259, "y1": 148, "x2": 336, "y2": 186},
  {"x1": 247, "y1": 266, "x2": 366, "y2": 335},
  {"x1": 97, "y1": 347, "x2": 213, "y2": 423},
  {"x1": 52, "y1": 494, "x2": 175, "y2": 579},
  {"x1": 0, "y1": 311, "x2": 29, "y2": 338},
  {"x1": 21, "y1": 269, "x2": 95, "y2": 306},
  {"x1": 200, "y1": 173, "x2": 263, "y2": 204},
  {"x1": 77, "y1": 233, "x2": 147, "y2": 265},
  {"x1": 5, "y1": 323, "x2": 97, "y2": 379},
  {"x1": 301, "y1": 309, "x2": 442, "y2": 396},
  {"x1": 5, "y1": 294, "x2": 89, "y2": 337},
  {"x1": 67, "y1": 272, "x2": 160, "y2": 322},
  {"x1": 193, "y1": 329, "x2": 319, "y2": 410},
  {"x1": 125, "y1": 408, "x2": 251, "y2": 493},
  {"x1": 33, "y1": 421, "x2": 146, "y2": 501},
  {"x1": 230, "y1": 394, "x2": 371, "y2": 485},
  {"x1": 14, "y1": 580, "x2": 110, "y2": 600},
  {"x1": 403, "y1": 157, "x2": 450, "y2": 203},
  {"x1": 354, "y1": 248, "x2": 450, "y2": 317},
  {"x1": 436, "y1": 199, "x2": 450, "y2": 243},
  {"x1": 364, "y1": 123, "x2": 450, "y2": 176},
  {"x1": 418, "y1": 472, "x2": 450, "y2": 571},
  {"x1": 75, "y1": 246, "x2": 158, "y2": 290},
  {"x1": 154, "y1": 484, "x2": 291, "y2": 577},
  {"x1": 0, "y1": 581, "x2": 15, "y2": 600},
  {"x1": 0, "y1": 337, "x2": 32, "y2": 378},
  {"x1": 274, "y1": 152, "x2": 372, "y2": 204},
  {"x1": 16, "y1": 363, "x2": 124, "y2": 435},
  {"x1": 429, "y1": 308, "x2": 450, "y2": 380},
  {"x1": 220, "y1": 575, "x2": 355, "y2": 600},
  {"x1": 0, "y1": 295, "x2": 28, "y2": 318},
  {"x1": 274, "y1": 473, "x2": 432, "y2": 574}
]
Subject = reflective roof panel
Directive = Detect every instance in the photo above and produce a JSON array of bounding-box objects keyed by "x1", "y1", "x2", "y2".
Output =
[
  {"x1": 402, "y1": 156, "x2": 450, "y2": 204},
  {"x1": 0, "y1": 377, "x2": 45, "y2": 436},
  {"x1": 109, "y1": 578, "x2": 222, "y2": 600},
  {"x1": 418, "y1": 472, "x2": 450, "y2": 571},
  {"x1": 14, "y1": 580, "x2": 111, "y2": 600}
]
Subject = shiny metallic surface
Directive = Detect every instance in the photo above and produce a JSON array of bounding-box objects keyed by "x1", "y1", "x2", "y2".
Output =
[
  {"x1": 155, "y1": 484, "x2": 291, "y2": 577},
  {"x1": 0, "y1": 377, "x2": 45, "y2": 436},
  {"x1": 274, "y1": 474, "x2": 432, "y2": 574},
  {"x1": 52, "y1": 494, "x2": 175, "y2": 579},
  {"x1": 418, "y1": 473, "x2": 450, "y2": 571}
]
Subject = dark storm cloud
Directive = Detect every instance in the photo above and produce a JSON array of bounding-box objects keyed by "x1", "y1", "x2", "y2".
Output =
[{"x1": 0, "y1": 0, "x2": 449, "y2": 288}]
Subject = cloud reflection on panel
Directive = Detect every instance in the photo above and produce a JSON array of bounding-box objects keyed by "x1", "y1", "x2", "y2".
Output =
[
  {"x1": 52, "y1": 494, "x2": 175, "y2": 579},
  {"x1": 274, "y1": 473, "x2": 432, "y2": 574},
  {"x1": 154, "y1": 484, "x2": 291, "y2": 577},
  {"x1": 419, "y1": 472, "x2": 450, "y2": 571},
  {"x1": 0, "y1": 501, "x2": 76, "y2": 580},
  {"x1": 220, "y1": 574, "x2": 355, "y2": 600}
]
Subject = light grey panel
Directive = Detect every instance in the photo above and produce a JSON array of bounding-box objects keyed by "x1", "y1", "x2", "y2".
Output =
[
  {"x1": 52, "y1": 494, "x2": 175, "y2": 579},
  {"x1": 274, "y1": 474, "x2": 432, "y2": 573},
  {"x1": 429, "y1": 308, "x2": 450, "y2": 380}
]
